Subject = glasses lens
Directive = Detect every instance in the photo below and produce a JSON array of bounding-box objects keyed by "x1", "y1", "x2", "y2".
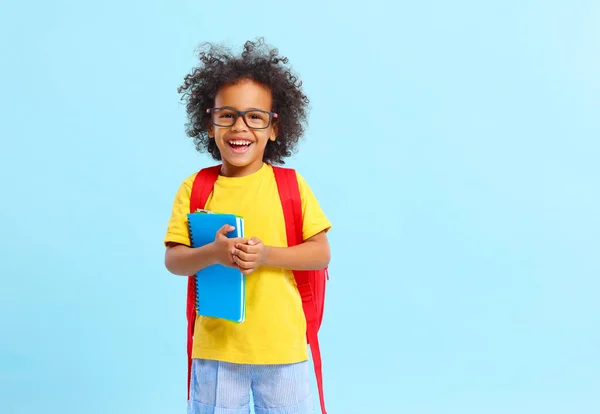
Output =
[
  {"x1": 245, "y1": 111, "x2": 270, "y2": 129},
  {"x1": 212, "y1": 109, "x2": 237, "y2": 126}
]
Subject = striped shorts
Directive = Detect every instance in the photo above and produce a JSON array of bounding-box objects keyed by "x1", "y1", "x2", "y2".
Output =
[{"x1": 187, "y1": 358, "x2": 313, "y2": 414}]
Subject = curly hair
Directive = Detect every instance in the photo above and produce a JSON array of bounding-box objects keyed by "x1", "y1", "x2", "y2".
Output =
[{"x1": 177, "y1": 38, "x2": 310, "y2": 165}]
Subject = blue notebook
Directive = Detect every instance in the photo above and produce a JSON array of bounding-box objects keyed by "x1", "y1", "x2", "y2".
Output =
[{"x1": 187, "y1": 210, "x2": 246, "y2": 323}]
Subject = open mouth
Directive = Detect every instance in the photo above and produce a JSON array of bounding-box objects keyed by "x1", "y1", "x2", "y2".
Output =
[{"x1": 227, "y1": 140, "x2": 253, "y2": 153}]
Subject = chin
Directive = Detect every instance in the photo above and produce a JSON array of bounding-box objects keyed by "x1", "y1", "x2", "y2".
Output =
[
  {"x1": 222, "y1": 155, "x2": 264, "y2": 169},
  {"x1": 225, "y1": 159, "x2": 253, "y2": 168}
]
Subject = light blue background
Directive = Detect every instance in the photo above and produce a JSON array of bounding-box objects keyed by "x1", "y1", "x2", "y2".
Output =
[{"x1": 1, "y1": 1, "x2": 599, "y2": 413}]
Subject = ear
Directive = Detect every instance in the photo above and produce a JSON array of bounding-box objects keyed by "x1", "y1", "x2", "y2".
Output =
[
  {"x1": 208, "y1": 124, "x2": 214, "y2": 139},
  {"x1": 269, "y1": 122, "x2": 278, "y2": 142}
]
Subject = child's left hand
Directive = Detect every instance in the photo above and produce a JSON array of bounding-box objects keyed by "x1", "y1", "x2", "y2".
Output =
[{"x1": 232, "y1": 237, "x2": 266, "y2": 275}]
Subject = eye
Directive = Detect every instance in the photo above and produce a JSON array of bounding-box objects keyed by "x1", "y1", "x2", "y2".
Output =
[
  {"x1": 216, "y1": 109, "x2": 235, "y2": 119},
  {"x1": 248, "y1": 112, "x2": 267, "y2": 120}
]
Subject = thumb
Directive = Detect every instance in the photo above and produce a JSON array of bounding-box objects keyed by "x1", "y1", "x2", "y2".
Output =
[
  {"x1": 248, "y1": 237, "x2": 261, "y2": 245},
  {"x1": 217, "y1": 224, "x2": 234, "y2": 236}
]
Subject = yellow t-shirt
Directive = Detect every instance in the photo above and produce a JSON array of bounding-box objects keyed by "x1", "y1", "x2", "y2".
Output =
[{"x1": 164, "y1": 163, "x2": 331, "y2": 364}]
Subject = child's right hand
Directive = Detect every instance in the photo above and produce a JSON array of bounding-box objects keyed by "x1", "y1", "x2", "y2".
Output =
[{"x1": 212, "y1": 224, "x2": 247, "y2": 268}]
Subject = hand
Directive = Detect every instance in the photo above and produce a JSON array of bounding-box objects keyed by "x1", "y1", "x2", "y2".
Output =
[
  {"x1": 212, "y1": 224, "x2": 247, "y2": 268},
  {"x1": 232, "y1": 237, "x2": 266, "y2": 275}
]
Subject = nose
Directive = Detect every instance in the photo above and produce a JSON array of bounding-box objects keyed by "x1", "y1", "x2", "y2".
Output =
[{"x1": 231, "y1": 113, "x2": 248, "y2": 131}]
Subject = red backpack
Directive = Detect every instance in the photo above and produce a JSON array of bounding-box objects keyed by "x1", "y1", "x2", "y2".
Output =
[{"x1": 186, "y1": 164, "x2": 329, "y2": 414}]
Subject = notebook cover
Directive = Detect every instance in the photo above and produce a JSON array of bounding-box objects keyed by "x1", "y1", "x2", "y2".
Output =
[{"x1": 187, "y1": 212, "x2": 246, "y2": 323}]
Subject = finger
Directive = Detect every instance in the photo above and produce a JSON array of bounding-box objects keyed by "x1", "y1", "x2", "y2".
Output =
[
  {"x1": 247, "y1": 237, "x2": 262, "y2": 246},
  {"x1": 235, "y1": 242, "x2": 259, "y2": 254},
  {"x1": 217, "y1": 224, "x2": 235, "y2": 236},
  {"x1": 232, "y1": 254, "x2": 254, "y2": 270},
  {"x1": 225, "y1": 237, "x2": 248, "y2": 247},
  {"x1": 241, "y1": 267, "x2": 255, "y2": 275},
  {"x1": 232, "y1": 248, "x2": 256, "y2": 262}
]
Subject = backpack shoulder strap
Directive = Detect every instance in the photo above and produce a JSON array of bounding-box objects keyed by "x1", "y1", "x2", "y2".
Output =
[
  {"x1": 271, "y1": 166, "x2": 303, "y2": 247},
  {"x1": 272, "y1": 166, "x2": 328, "y2": 414},
  {"x1": 186, "y1": 164, "x2": 221, "y2": 399},
  {"x1": 190, "y1": 165, "x2": 221, "y2": 212}
]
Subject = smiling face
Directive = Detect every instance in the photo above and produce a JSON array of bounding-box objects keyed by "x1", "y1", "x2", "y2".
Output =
[{"x1": 208, "y1": 79, "x2": 278, "y2": 177}]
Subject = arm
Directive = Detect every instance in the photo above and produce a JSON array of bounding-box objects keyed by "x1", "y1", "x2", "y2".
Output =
[
  {"x1": 164, "y1": 243, "x2": 218, "y2": 276},
  {"x1": 264, "y1": 231, "x2": 330, "y2": 271},
  {"x1": 165, "y1": 224, "x2": 247, "y2": 276},
  {"x1": 233, "y1": 231, "x2": 330, "y2": 273}
]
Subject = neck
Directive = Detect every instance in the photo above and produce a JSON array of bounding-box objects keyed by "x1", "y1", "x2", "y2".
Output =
[{"x1": 220, "y1": 160, "x2": 264, "y2": 178}]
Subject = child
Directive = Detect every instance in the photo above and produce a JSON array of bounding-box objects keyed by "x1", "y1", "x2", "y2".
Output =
[{"x1": 163, "y1": 38, "x2": 332, "y2": 414}]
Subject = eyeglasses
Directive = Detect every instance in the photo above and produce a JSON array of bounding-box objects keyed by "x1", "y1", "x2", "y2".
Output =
[{"x1": 206, "y1": 107, "x2": 278, "y2": 130}]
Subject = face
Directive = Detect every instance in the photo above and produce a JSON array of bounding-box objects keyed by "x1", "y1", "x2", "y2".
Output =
[{"x1": 208, "y1": 79, "x2": 277, "y2": 177}]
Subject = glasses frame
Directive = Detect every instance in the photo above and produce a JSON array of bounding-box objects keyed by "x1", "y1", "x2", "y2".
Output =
[{"x1": 206, "y1": 107, "x2": 278, "y2": 130}]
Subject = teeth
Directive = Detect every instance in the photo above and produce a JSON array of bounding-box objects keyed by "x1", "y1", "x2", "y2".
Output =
[{"x1": 229, "y1": 140, "x2": 251, "y2": 146}]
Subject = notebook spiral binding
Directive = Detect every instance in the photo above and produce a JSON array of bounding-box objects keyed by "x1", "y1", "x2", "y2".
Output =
[{"x1": 187, "y1": 219, "x2": 200, "y2": 313}]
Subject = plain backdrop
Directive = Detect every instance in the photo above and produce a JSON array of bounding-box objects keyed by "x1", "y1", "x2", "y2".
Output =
[{"x1": 1, "y1": 1, "x2": 599, "y2": 413}]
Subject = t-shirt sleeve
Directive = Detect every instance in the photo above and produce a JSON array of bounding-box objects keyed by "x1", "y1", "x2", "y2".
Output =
[
  {"x1": 296, "y1": 172, "x2": 332, "y2": 241},
  {"x1": 163, "y1": 175, "x2": 194, "y2": 247}
]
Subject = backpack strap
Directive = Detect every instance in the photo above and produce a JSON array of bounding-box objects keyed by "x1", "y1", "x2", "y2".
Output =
[
  {"x1": 272, "y1": 166, "x2": 327, "y2": 414},
  {"x1": 186, "y1": 164, "x2": 221, "y2": 399}
]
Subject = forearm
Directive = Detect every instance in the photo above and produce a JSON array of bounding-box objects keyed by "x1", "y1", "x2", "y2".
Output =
[
  {"x1": 264, "y1": 238, "x2": 330, "y2": 271},
  {"x1": 164, "y1": 243, "x2": 218, "y2": 276}
]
